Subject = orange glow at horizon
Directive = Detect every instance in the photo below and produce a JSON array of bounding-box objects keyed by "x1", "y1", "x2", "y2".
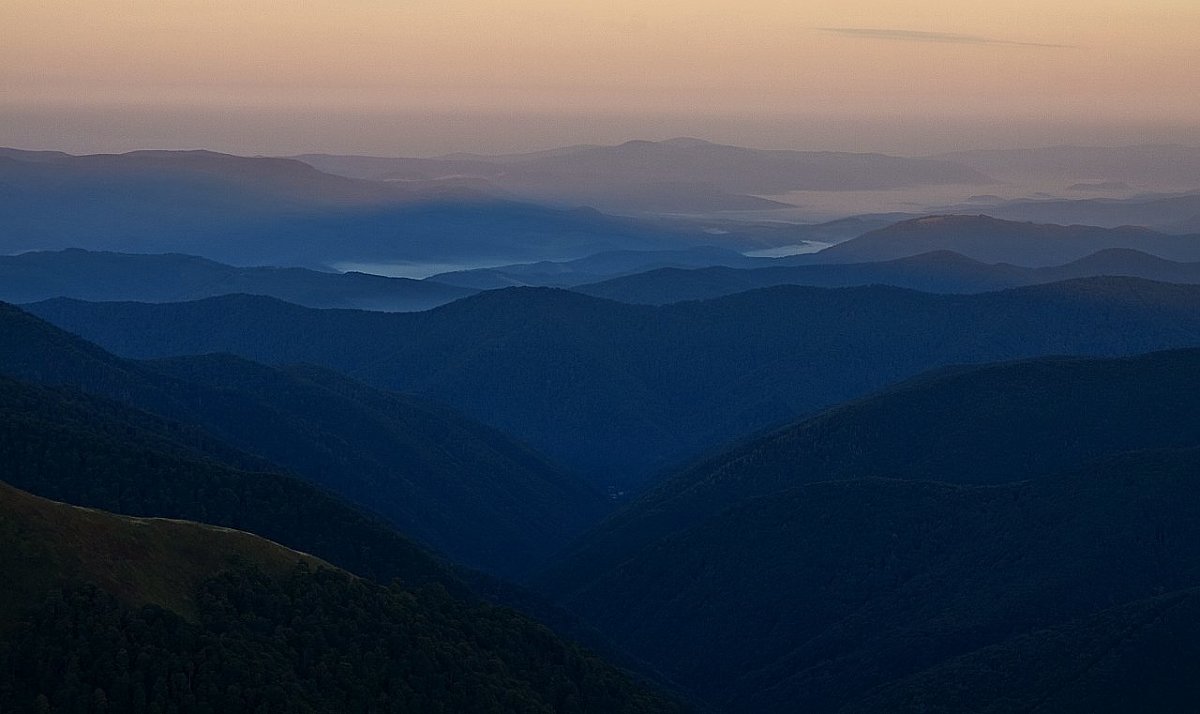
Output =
[{"x1": 3, "y1": 1, "x2": 1198, "y2": 125}]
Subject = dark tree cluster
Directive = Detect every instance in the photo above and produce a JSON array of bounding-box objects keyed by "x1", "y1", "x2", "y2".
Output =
[{"x1": 0, "y1": 564, "x2": 680, "y2": 714}]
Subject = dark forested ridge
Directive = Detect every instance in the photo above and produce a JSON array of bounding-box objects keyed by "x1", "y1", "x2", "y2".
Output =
[
  {"x1": 575, "y1": 247, "x2": 1200, "y2": 304},
  {"x1": 0, "y1": 302, "x2": 606, "y2": 577},
  {"x1": 540, "y1": 348, "x2": 1200, "y2": 591},
  {"x1": 0, "y1": 481, "x2": 681, "y2": 714},
  {"x1": 0, "y1": 373, "x2": 452, "y2": 589},
  {"x1": 542, "y1": 448, "x2": 1200, "y2": 713},
  {"x1": 841, "y1": 586, "x2": 1200, "y2": 714},
  {"x1": 27, "y1": 276, "x2": 1200, "y2": 487}
]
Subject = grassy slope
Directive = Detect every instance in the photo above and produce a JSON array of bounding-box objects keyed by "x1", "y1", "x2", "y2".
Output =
[{"x1": 0, "y1": 479, "x2": 322, "y2": 623}]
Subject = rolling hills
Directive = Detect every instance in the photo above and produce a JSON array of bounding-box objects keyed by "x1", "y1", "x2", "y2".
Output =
[
  {"x1": 0, "y1": 481, "x2": 680, "y2": 713},
  {"x1": 575, "y1": 250, "x2": 1025, "y2": 302},
  {"x1": 842, "y1": 586, "x2": 1200, "y2": 713},
  {"x1": 530, "y1": 349, "x2": 1200, "y2": 710},
  {"x1": 0, "y1": 302, "x2": 605, "y2": 576},
  {"x1": 0, "y1": 478, "x2": 326, "y2": 623},
  {"x1": 576, "y1": 248, "x2": 1200, "y2": 304},
  {"x1": 539, "y1": 348, "x2": 1200, "y2": 600},
  {"x1": 575, "y1": 247, "x2": 1200, "y2": 304},
  {"x1": 813, "y1": 215, "x2": 1200, "y2": 266},
  {"x1": 978, "y1": 192, "x2": 1200, "y2": 233},
  {"x1": 297, "y1": 138, "x2": 991, "y2": 213},
  {"x1": 425, "y1": 245, "x2": 764, "y2": 290},
  {"x1": 0, "y1": 249, "x2": 474, "y2": 311},
  {"x1": 544, "y1": 448, "x2": 1200, "y2": 712},
  {"x1": 932, "y1": 144, "x2": 1200, "y2": 194},
  {"x1": 26, "y1": 278, "x2": 1200, "y2": 488},
  {"x1": 0, "y1": 148, "x2": 709, "y2": 267},
  {"x1": 0, "y1": 372, "x2": 452, "y2": 589}
]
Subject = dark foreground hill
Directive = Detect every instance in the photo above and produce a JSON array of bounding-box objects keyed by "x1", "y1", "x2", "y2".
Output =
[
  {"x1": 0, "y1": 249, "x2": 474, "y2": 311},
  {"x1": 27, "y1": 277, "x2": 1200, "y2": 487},
  {"x1": 0, "y1": 481, "x2": 680, "y2": 714},
  {"x1": 0, "y1": 373, "x2": 450, "y2": 589},
  {"x1": 0, "y1": 303, "x2": 605, "y2": 577},
  {"x1": 542, "y1": 447, "x2": 1200, "y2": 713},
  {"x1": 576, "y1": 248, "x2": 1200, "y2": 304}
]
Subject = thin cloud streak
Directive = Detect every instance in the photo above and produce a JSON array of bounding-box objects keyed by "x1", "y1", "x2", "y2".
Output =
[{"x1": 820, "y1": 27, "x2": 1075, "y2": 49}]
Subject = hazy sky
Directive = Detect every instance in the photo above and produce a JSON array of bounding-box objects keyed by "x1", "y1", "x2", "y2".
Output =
[{"x1": 3, "y1": 0, "x2": 1198, "y2": 155}]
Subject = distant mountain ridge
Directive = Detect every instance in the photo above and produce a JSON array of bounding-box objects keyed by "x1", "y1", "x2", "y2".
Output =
[
  {"x1": 296, "y1": 138, "x2": 992, "y2": 213},
  {"x1": 0, "y1": 248, "x2": 474, "y2": 311},
  {"x1": 575, "y1": 247, "x2": 1200, "y2": 304},
  {"x1": 975, "y1": 193, "x2": 1200, "y2": 233},
  {"x1": 426, "y1": 246, "x2": 763, "y2": 290},
  {"x1": 816, "y1": 214, "x2": 1200, "y2": 265},
  {"x1": 932, "y1": 144, "x2": 1200, "y2": 190},
  {"x1": 0, "y1": 147, "x2": 712, "y2": 267}
]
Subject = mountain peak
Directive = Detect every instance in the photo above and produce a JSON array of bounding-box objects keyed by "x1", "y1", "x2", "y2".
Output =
[{"x1": 658, "y1": 137, "x2": 715, "y2": 148}]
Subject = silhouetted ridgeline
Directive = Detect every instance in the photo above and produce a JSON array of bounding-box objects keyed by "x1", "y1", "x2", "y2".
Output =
[
  {"x1": 297, "y1": 138, "x2": 991, "y2": 213},
  {"x1": 0, "y1": 303, "x2": 607, "y2": 577},
  {"x1": 576, "y1": 247, "x2": 1200, "y2": 304},
  {"x1": 0, "y1": 148, "x2": 707, "y2": 267},
  {"x1": 0, "y1": 373, "x2": 452, "y2": 589},
  {"x1": 542, "y1": 348, "x2": 1200, "y2": 596},
  {"x1": 0, "y1": 248, "x2": 474, "y2": 311},
  {"x1": 814, "y1": 215, "x2": 1200, "y2": 266},
  {"x1": 26, "y1": 276, "x2": 1200, "y2": 488}
]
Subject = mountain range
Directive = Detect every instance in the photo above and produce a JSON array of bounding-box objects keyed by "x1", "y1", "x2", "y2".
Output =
[
  {"x1": 537, "y1": 350, "x2": 1200, "y2": 711},
  {"x1": 967, "y1": 193, "x2": 1200, "y2": 234},
  {"x1": 0, "y1": 248, "x2": 474, "y2": 310},
  {"x1": 9, "y1": 137, "x2": 1200, "y2": 712},
  {"x1": 425, "y1": 246, "x2": 764, "y2": 290},
  {"x1": 0, "y1": 302, "x2": 606, "y2": 577},
  {"x1": 812, "y1": 215, "x2": 1200, "y2": 266},
  {"x1": 932, "y1": 144, "x2": 1200, "y2": 191},
  {"x1": 576, "y1": 247, "x2": 1200, "y2": 304},
  {"x1": 25, "y1": 277, "x2": 1200, "y2": 488},
  {"x1": 0, "y1": 148, "x2": 712, "y2": 267},
  {"x1": 297, "y1": 138, "x2": 992, "y2": 214},
  {"x1": 552, "y1": 449, "x2": 1200, "y2": 713}
]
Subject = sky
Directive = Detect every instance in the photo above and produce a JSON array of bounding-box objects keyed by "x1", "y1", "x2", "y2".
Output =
[{"x1": 3, "y1": 0, "x2": 1198, "y2": 155}]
